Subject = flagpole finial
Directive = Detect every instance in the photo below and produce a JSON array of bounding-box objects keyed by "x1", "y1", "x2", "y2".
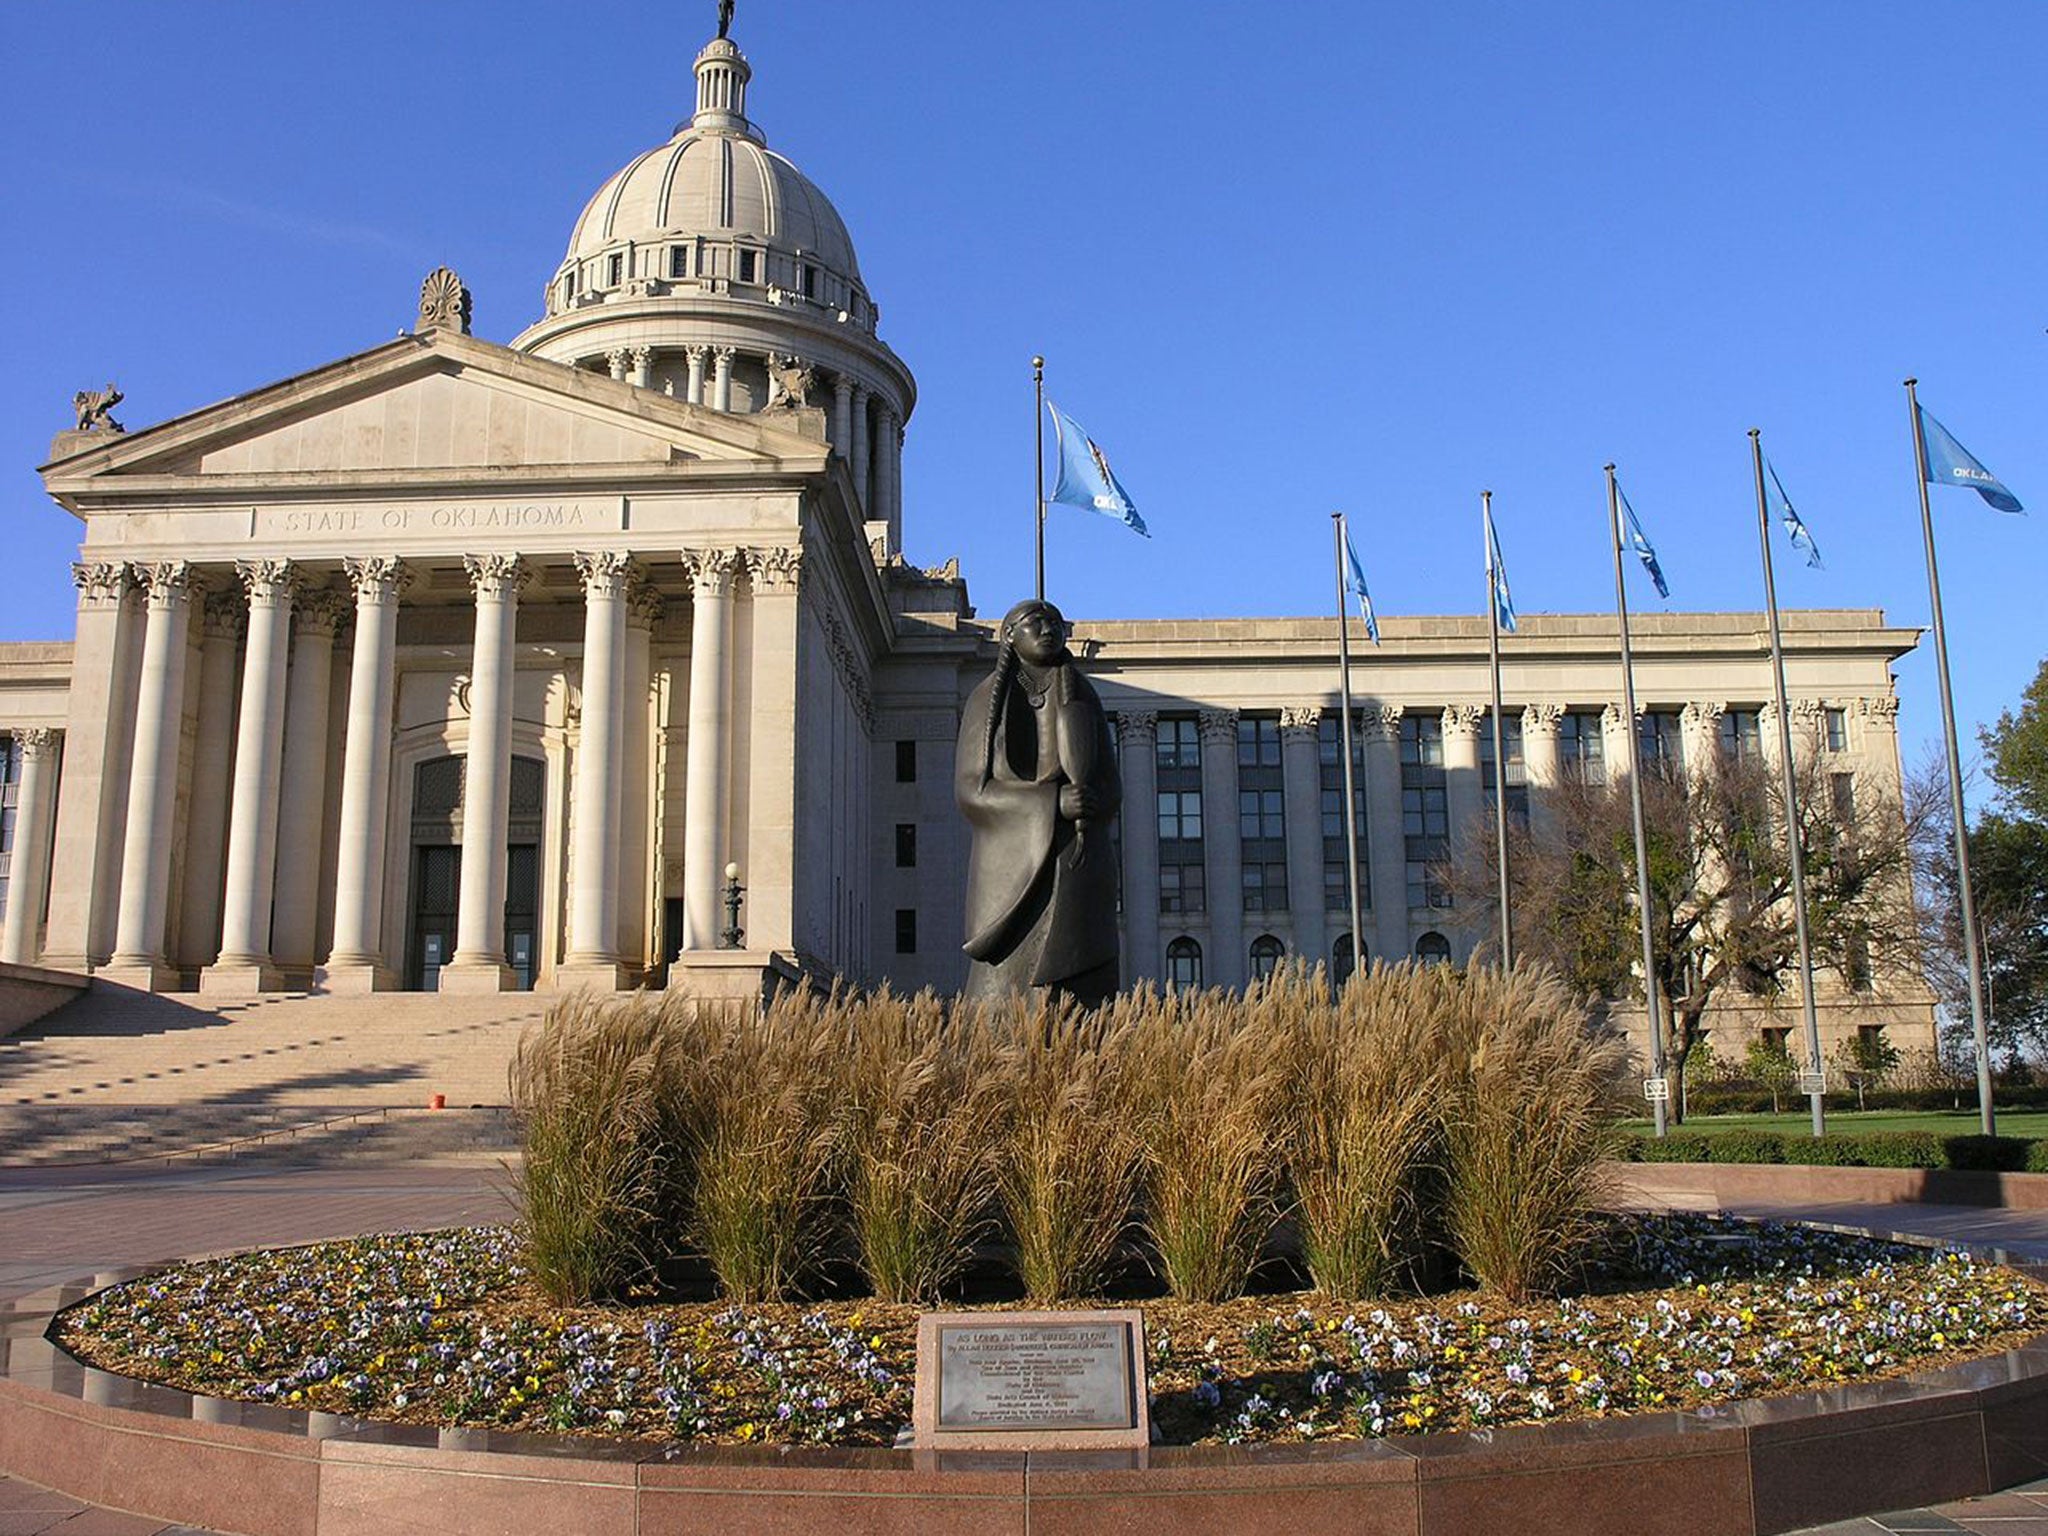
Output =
[
  {"x1": 1603, "y1": 462, "x2": 1616, "y2": 474},
  {"x1": 1904, "y1": 376, "x2": 1918, "y2": 389},
  {"x1": 1032, "y1": 355, "x2": 1045, "y2": 371},
  {"x1": 1748, "y1": 428, "x2": 1761, "y2": 441}
]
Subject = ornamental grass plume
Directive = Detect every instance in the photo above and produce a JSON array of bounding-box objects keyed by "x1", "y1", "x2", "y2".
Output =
[
  {"x1": 994, "y1": 996, "x2": 1146, "y2": 1301},
  {"x1": 509, "y1": 993, "x2": 680, "y2": 1304},
  {"x1": 1129, "y1": 977, "x2": 1291, "y2": 1302},
  {"x1": 684, "y1": 988, "x2": 843, "y2": 1303},
  {"x1": 840, "y1": 987, "x2": 1006, "y2": 1303},
  {"x1": 1438, "y1": 965, "x2": 1626, "y2": 1301},
  {"x1": 1285, "y1": 962, "x2": 1447, "y2": 1300}
]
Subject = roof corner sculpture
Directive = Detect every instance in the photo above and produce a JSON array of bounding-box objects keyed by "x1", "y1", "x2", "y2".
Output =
[
  {"x1": 416, "y1": 267, "x2": 474, "y2": 335},
  {"x1": 71, "y1": 384, "x2": 124, "y2": 433}
]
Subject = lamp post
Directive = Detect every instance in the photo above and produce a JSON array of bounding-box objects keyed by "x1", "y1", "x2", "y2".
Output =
[{"x1": 721, "y1": 862, "x2": 746, "y2": 950}]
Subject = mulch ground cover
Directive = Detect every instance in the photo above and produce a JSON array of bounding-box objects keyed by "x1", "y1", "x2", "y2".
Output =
[{"x1": 54, "y1": 1214, "x2": 2045, "y2": 1447}]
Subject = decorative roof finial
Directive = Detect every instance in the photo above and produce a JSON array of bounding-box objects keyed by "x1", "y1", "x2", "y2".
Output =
[
  {"x1": 717, "y1": 0, "x2": 734, "y2": 39},
  {"x1": 416, "y1": 266, "x2": 473, "y2": 335}
]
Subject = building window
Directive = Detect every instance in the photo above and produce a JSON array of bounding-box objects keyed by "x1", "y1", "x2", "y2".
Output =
[
  {"x1": 1157, "y1": 716, "x2": 1200, "y2": 771},
  {"x1": 1242, "y1": 861, "x2": 1288, "y2": 912},
  {"x1": 895, "y1": 908, "x2": 917, "y2": 955},
  {"x1": 1238, "y1": 787, "x2": 1285, "y2": 840},
  {"x1": 562, "y1": 268, "x2": 579, "y2": 303},
  {"x1": 801, "y1": 262, "x2": 819, "y2": 299},
  {"x1": 1760, "y1": 1026, "x2": 1792, "y2": 1055},
  {"x1": 1416, "y1": 931, "x2": 1452, "y2": 966},
  {"x1": 1157, "y1": 790, "x2": 1203, "y2": 841},
  {"x1": 737, "y1": 248, "x2": 759, "y2": 284},
  {"x1": 1478, "y1": 710, "x2": 1530, "y2": 832},
  {"x1": 1830, "y1": 771, "x2": 1856, "y2": 825},
  {"x1": 606, "y1": 252, "x2": 625, "y2": 286},
  {"x1": 1237, "y1": 716, "x2": 1282, "y2": 770},
  {"x1": 1402, "y1": 713, "x2": 1451, "y2": 911},
  {"x1": 1638, "y1": 710, "x2": 1684, "y2": 776},
  {"x1": 1331, "y1": 932, "x2": 1361, "y2": 984},
  {"x1": 895, "y1": 823, "x2": 916, "y2": 868},
  {"x1": 1559, "y1": 710, "x2": 1605, "y2": 783},
  {"x1": 0, "y1": 734, "x2": 19, "y2": 925},
  {"x1": 669, "y1": 246, "x2": 690, "y2": 279},
  {"x1": 1400, "y1": 713, "x2": 1444, "y2": 768},
  {"x1": 1318, "y1": 713, "x2": 1369, "y2": 912},
  {"x1": 1845, "y1": 930, "x2": 1873, "y2": 992},
  {"x1": 1159, "y1": 862, "x2": 1205, "y2": 914},
  {"x1": 1824, "y1": 707, "x2": 1848, "y2": 753},
  {"x1": 1720, "y1": 708, "x2": 1763, "y2": 766},
  {"x1": 1249, "y1": 934, "x2": 1284, "y2": 982},
  {"x1": 895, "y1": 740, "x2": 916, "y2": 783},
  {"x1": 1166, "y1": 936, "x2": 1203, "y2": 990}
]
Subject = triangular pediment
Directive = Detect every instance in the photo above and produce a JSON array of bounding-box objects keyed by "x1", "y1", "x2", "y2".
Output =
[{"x1": 42, "y1": 330, "x2": 828, "y2": 492}]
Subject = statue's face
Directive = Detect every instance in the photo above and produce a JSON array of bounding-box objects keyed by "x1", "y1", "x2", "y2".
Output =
[{"x1": 1007, "y1": 604, "x2": 1067, "y2": 668}]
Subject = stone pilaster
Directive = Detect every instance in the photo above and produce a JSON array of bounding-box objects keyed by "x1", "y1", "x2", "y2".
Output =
[
  {"x1": 1113, "y1": 711, "x2": 1160, "y2": 985},
  {"x1": 1197, "y1": 709, "x2": 1244, "y2": 990},
  {"x1": 1279, "y1": 706, "x2": 1327, "y2": 973},
  {"x1": 1364, "y1": 704, "x2": 1407, "y2": 965},
  {"x1": 743, "y1": 545, "x2": 804, "y2": 955}
]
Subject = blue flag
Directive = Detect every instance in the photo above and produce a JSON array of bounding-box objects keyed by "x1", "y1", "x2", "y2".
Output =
[
  {"x1": 1483, "y1": 502, "x2": 1517, "y2": 633},
  {"x1": 1341, "y1": 520, "x2": 1380, "y2": 645},
  {"x1": 1918, "y1": 404, "x2": 2023, "y2": 514},
  {"x1": 1617, "y1": 484, "x2": 1670, "y2": 598},
  {"x1": 1765, "y1": 459, "x2": 1823, "y2": 569},
  {"x1": 1047, "y1": 402, "x2": 1148, "y2": 536}
]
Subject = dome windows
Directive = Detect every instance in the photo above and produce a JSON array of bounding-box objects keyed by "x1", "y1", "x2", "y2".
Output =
[
  {"x1": 737, "y1": 248, "x2": 759, "y2": 285},
  {"x1": 669, "y1": 246, "x2": 690, "y2": 280}
]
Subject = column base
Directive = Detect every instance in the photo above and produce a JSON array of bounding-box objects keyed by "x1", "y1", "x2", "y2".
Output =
[
  {"x1": 97, "y1": 959, "x2": 186, "y2": 993},
  {"x1": 313, "y1": 959, "x2": 401, "y2": 994},
  {"x1": 554, "y1": 959, "x2": 633, "y2": 992},
  {"x1": 200, "y1": 959, "x2": 289, "y2": 996},
  {"x1": 437, "y1": 960, "x2": 520, "y2": 994}
]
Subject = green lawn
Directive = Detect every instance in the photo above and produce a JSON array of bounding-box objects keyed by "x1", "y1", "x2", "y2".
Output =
[{"x1": 1621, "y1": 1108, "x2": 2048, "y2": 1139}]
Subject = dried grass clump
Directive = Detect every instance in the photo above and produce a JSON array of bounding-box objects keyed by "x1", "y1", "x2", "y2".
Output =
[
  {"x1": 509, "y1": 994, "x2": 681, "y2": 1304},
  {"x1": 1438, "y1": 967, "x2": 1630, "y2": 1300},
  {"x1": 994, "y1": 998, "x2": 1146, "y2": 1301},
  {"x1": 1285, "y1": 963, "x2": 1448, "y2": 1300},
  {"x1": 840, "y1": 988, "x2": 1005, "y2": 1303}
]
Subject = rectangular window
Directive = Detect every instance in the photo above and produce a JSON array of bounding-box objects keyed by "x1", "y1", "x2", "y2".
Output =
[
  {"x1": 1720, "y1": 708, "x2": 1763, "y2": 765},
  {"x1": 1237, "y1": 788, "x2": 1284, "y2": 841},
  {"x1": 1159, "y1": 862, "x2": 1206, "y2": 914},
  {"x1": 1478, "y1": 711, "x2": 1530, "y2": 831},
  {"x1": 606, "y1": 252, "x2": 624, "y2": 286},
  {"x1": 1157, "y1": 790, "x2": 1203, "y2": 842},
  {"x1": 1156, "y1": 716, "x2": 1200, "y2": 771},
  {"x1": 1156, "y1": 713, "x2": 1206, "y2": 914},
  {"x1": 1242, "y1": 862, "x2": 1289, "y2": 912},
  {"x1": 1638, "y1": 710, "x2": 1684, "y2": 775},
  {"x1": 1401, "y1": 713, "x2": 1450, "y2": 910},
  {"x1": 894, "y1": 823, "x2": 916, "y2": 868},
  {"x1": 1559, "y1": 709, "x2": 1606, "y2": 784},
  {"x1": 1401, "y1": 785, "x2": 1449, "y2": 839},
  {"x1": 737, "y1": 248, "x2": 759, "y2": 284},
  {"x1": 1825, "y1": 707, "x2": 1848, "y2": 753},
  {"x1": 1236, "y1": 717, "x2": 1282, "y2": 769},
  {"x1": 669, "y1": 246, "x2": 690, "y2": 279},
  {"x1": 1400, "y1": 714, "x2": 1443, "y2": 768},
  {"x1": 801, "y1": 262, "x2": 818, "y2": 299},
  {"x1": 1830, "y1": 771, "x2": 1856, "y2": 825},
  {"x1": 895, "y1": 908, "x2": 917, "y2": 955},
  {"x1": 1318, "y1": 713, "x2": 1370, "y2": 911},
  {"x1": 563, "y1": 268, "x2": 579, "y2": 300},
  {"x1": 895, "y1": 740, "x2": 916, "y2": 783}
]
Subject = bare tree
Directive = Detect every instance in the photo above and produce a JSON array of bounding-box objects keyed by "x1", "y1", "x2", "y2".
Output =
[{"x1": 1446, "y1": 748, "x2": 1922, "y2": 1120}]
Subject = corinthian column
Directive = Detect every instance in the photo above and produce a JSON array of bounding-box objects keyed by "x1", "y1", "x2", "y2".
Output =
[
  {"x1": 875, "y1": 402, "x2": 902, "y2": 552},
  {"x1": 1, "y1": 729, "x2": 63, "y2": 966},
  {"x1": 442, "y1": 555, "x2": 530, "y2": 992},
  {"x1": 680, "y1": 547, "x2": 741, "y2": 952},
  {"x1": 1442, "y1": 704, "x2": 1485, "y2": 863},
  {"x1": 106, "y1": 561, "x2": 196, "y2": 989},
  {"x1": 174, "y1": 590, "x2": 243, "y2": 972},
  {"x1": 711, "y1": 347, "x2": 735, "y2": 412},
  {"x1": 831, "y1": 373, "x2": 854, "y2": 458},
  {"x1": 684, "y1": 346, "x2": 708, "y2": 406},
  {"x1": 849, "y1": 385, "x2": 871, "y2": 513},
  {"x1": 268, "y1": 585, "x2": 348, "y2": 980},
  {"x1": 1363, "y1": 705, "x2": 1407, "y2": 965},
  {"x1": 743, "y1": 546, "x2": 803, "y2": 955},
  {"x1": 318, "y1": 558, "x2": 411, "y2": 993},
  {"x1": 560, "y1": 552, "x2": 637, "y2": 989},
  {"x1": 1113, "y1": 712, "x2": 1160, "y2": 984},
  {"x1": 1197, "y1": 709, "x2": 1245, "y2": 990},
  {"x1": 203, "y1": 561, "x2": 296, "y2": 993},
  {"x1": 1279, "y1": 706, "x2": 1327, "y2": 969},
  {"x1": 1522, "y1": 702, "x2": 1564, "y2": 834}
]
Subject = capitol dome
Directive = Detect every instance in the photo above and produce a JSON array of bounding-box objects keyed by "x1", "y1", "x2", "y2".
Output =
[{"x1": 511, "y1": 22, "x2": 916, "y2": 550}]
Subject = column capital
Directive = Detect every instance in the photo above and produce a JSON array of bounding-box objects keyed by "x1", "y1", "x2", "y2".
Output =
[
  {"x1": 573, "y1": 550, "x2": 640, "y2": 600},
  {"x1": 1366, "y1": 703, "x2": 1404, "y2": 742},
  {"x1": 833, "y1": 372, "x2": 855, "y2": 400},
  {"x1": 1279, "y1": 704, "x2": 1323, "y2": 737},
  {"x1": 1789, "y1": 698, "x2": 1828, "y2": 722},
  {"x1": 747, "y1": 544, "x2": 804, "y2": 593},
  {"x1": 625, "y1": 575, "x2": 666, "y2": 629},
  {"x1": 712, "y1": 345, "x2": 736, "y2": 365},
  {"x1": 71, "y1": 561, "x2": 132, "y2": 610},
  {"x1": 1602, "y1": 701, "x2": 1633, "y2": 731},
  {"x1": 1441, "y1": 703, "x2": 1485, "y2": 741},
  {"x1": 1522, "y1": 702, "x2": 1565, "y2": 735},
  {"x1": 134, "y1": 560, "x2": 196, "y2": 607},
  {"x1": 293, "y1": 585, "x2": 351, "y2": 635},
  {"x1": 1113, "y1": 710, "x2": 1158, "y2": 747},
  {"x1": 201, "y1": 586, "x2": 247, "y2": 640},
  {"x1": 1681, "y1": 699, "x2": 1727, "y2": 730},
  {"x1": 236, "y1": 559, "x2": 295, "y2": 605},
  {"x1": 682, "y1": 546, "x2": 744, "y2": 598},
  {"x1": 1855, "y1": 693, "x2": 1900, "y2": 722},
  {"x1": 464, "y1": 553, "x2": 532, "y2": 602},
  {"x1": 629, "y1": 345, "x2": 654, "y2": 368},
  {"x1": 343, "y1": 555, "x2": 414, "y2": 603},
  {"x1": 1196, "y1": 708, "x2": 1238, "y2": 746},
  {"x1": 684, "y1": 343, "x2": 708, "y2": 364},
  {"x1": 605, "y1": 348, "x2": 630, "y2": 376},
  {"x1": 14, "y1": 726, "x2": 61, "y2": 761}
]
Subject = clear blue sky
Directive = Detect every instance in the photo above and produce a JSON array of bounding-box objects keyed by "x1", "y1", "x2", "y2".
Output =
[{"x1": 4, "y1": 2, "x2": 2041, "y2": 789}]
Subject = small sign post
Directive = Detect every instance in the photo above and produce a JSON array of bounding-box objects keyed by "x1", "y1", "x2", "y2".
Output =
[
  {"x1": 1642, "y1": 1076, "x2": 1670, "y2": 1105},
  {"x1": 1797, "y1": 1070, "x2": 1828, "y2": 1098}
]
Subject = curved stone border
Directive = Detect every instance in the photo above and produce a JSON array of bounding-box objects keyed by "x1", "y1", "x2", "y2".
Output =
[
  {"x1": 1615, "y1": 1159, "x2": 2048, "y2": 1213},
  {"x1": 1, "y1": 1259, "x2": 2045, "y2": 1536}
]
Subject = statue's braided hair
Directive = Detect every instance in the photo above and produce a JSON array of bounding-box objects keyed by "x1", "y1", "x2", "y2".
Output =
[{"x1": 983, "y1": 599, "x2": 1063, "y2": 782}]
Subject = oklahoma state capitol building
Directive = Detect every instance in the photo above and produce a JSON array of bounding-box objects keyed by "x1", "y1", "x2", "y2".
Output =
[{"x1": 0, "y1": 21, "x2": 1932, "y2": 1057}]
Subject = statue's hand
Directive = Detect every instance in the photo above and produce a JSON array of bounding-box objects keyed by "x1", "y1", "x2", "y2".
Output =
[{"x1": 1059, "y1": 784, "x2": 1100, "y2": 821}]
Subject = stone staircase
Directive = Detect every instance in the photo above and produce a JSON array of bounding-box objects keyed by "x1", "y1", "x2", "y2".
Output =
[{"x1": 0, "y1": 983, "x2": 550, "y2": 1166}]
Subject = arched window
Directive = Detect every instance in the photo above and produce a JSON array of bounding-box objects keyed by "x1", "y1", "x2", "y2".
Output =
[
  {"x1": 1332, "y1": 933, "x2": 1364, "y2": 984},
  {"x1": 1249, "y1": 934, "x2": 1284, "y2": 981},
  {"x1": 1166, "y1": 937, "x2": 1203, "y2": 990},
  {"x1": 1415, "y1": 931, "x2": 1452, "y2": 966}
]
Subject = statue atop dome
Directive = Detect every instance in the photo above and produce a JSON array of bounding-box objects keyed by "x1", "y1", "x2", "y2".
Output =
[{"x1": 717, "y1": 0, "x2": 734, "y2": 39}]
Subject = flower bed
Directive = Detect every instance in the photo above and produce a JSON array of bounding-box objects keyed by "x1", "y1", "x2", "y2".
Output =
[{"x1": 52, "y1": 1214, "x2": 2045, "y2": 1448}]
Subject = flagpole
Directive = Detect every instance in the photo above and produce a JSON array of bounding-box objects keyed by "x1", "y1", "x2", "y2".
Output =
[
  {"x1": 1906, "y1": 378, "x2": 1997, "y2": 1137},
  {"x1": 1333, "y1": 513, "x2": 1365, "y2": 982},
  {"x1": 1483, "y1": 491, "x2": 1514, "y2": 969},
  {"x1": 1750, "y1": 430, "x2": 1827, "y2": 1140},
  {"x1": 1033, "y1": 356, "x2": 1046, "y2": 602},
  {"x1": 1609, "y1": 464, "x2": 1668, "y2": 1138}
]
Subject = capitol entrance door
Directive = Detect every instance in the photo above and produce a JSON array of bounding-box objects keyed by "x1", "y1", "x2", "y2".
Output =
[{"x1": 404, "y1": 754, "x2": 547, "y2": 992}]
